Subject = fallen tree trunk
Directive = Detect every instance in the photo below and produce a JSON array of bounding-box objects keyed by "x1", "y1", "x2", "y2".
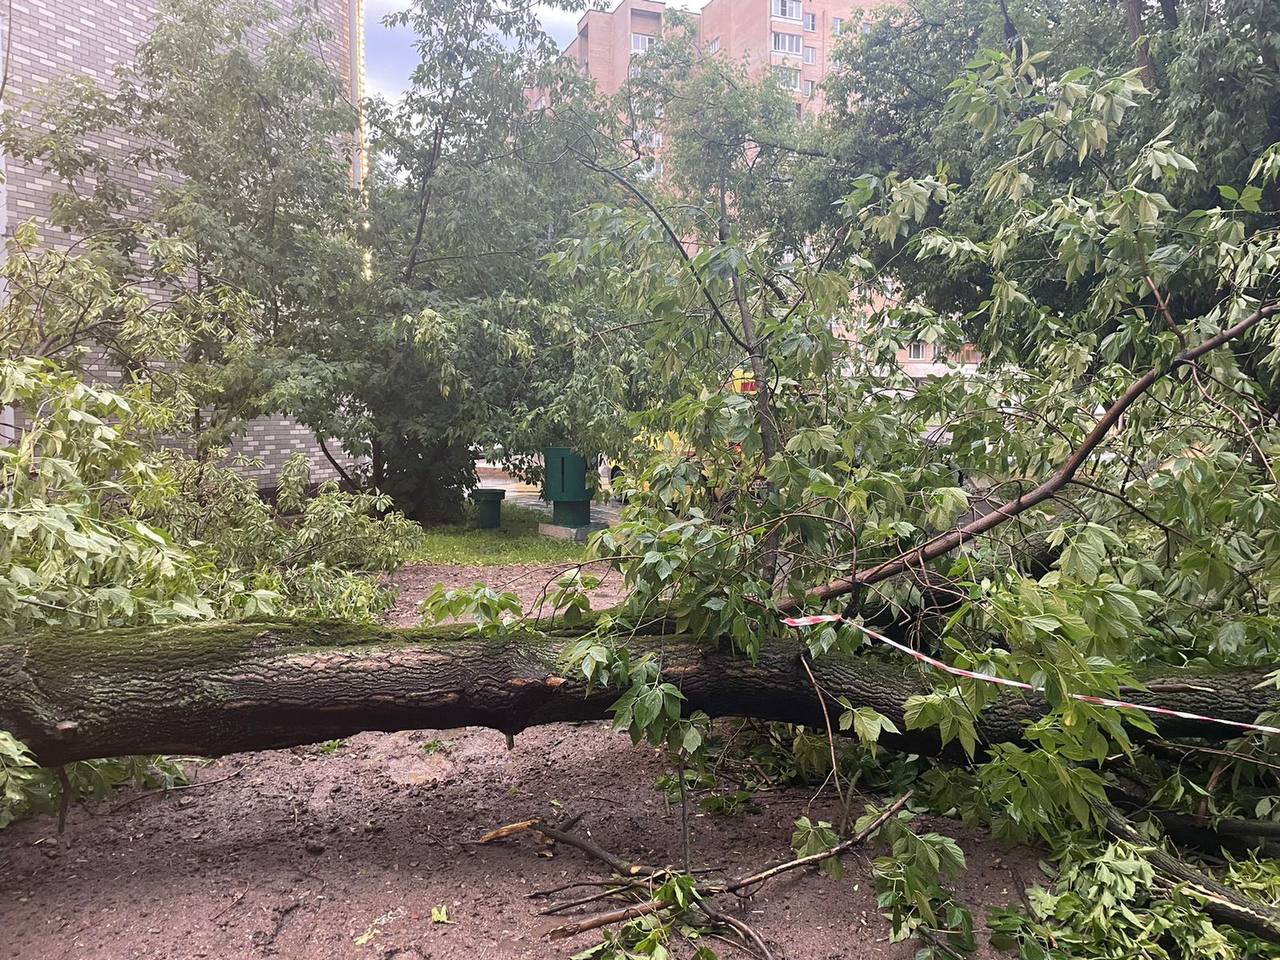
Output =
[{"x1": 2, "y1": 620, "x2": 1277, "y2": 766}]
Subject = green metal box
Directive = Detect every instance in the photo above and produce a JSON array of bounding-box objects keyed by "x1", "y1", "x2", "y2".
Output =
[
  {"x1": 543, "y1": 447, "x2": 591, "y2": 502},
  {"x1": 551, "y1": 499, "x2": 592, "y2": 527}
]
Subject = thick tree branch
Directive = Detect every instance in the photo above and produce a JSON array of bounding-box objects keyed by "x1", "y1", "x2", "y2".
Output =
[
  {"x1": 784, "y1": 302, "x2": 1280, "y2": 611},
  {"x1": 316, "y1": 435, "x2": 358, "y2": 491},
  {"x1": 1105, "y1": 805, "x2": 1280, "y2": 944}
]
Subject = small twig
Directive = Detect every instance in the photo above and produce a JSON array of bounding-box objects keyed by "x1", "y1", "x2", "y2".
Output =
[
  {"x1": 55, "y1": 765, "x2": 71, "y2": 834},
  {"x1": 707, "y1": 929, "x2": 765, "y2": 959},
  {"x1": 723, "y1": 790, "x2": 913, "y2": 894},
  {"x1": 700, "y1": 903, "x2": 775, "y2": 960},
  {"x1": 528, "y1": 878, "x2": 632, "y2": 899},
  {"x1": 533, "y1": 821, "x2": 651, "y2": 877},
  {"x1": 528, "y1": 792, "x2": 913, "y2": 945},
  {"x1": 800, "y1": 654, "x2": 846, "y2": 826},
  {"x1": 1197, "y1": 759, "x2": 1231, "y2": 825},
  {"x1": 538, "y1": 884, "x2": 640, "y2": 916},
  {"x1": 1151, "y1": 739, "x2": 1280, "y2": 774},
  {"x1": 678, "y1": 764, "x2": 692, "y2": 873},
  {"x1": 109, "y1": 767, "x2": 244, "y2": 814},
  {"x1": 545, "y1": 899, "x2": 665, "y2": 940},
  {"x1": 211, "y1": 881, "x2": 261, "y2": 921}
]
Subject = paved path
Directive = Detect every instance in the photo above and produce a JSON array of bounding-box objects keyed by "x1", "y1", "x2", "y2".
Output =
[{"x1": 475, "y1": 463, "x2": 621, "y2": 525}]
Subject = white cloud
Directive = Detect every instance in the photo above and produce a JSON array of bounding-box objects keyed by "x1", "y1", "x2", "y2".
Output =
[
  {"x1": 533, "y1": 5, "x2": 581, "y2": 44},
  {"x1": 364, "y1": 0, "x2": 409, "y2": 17}
]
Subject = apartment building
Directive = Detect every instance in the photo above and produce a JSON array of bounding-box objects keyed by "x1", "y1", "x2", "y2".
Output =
[
  {"x1": 702, "y1": 0, "x2": 884, "y2": 113},
  {"x1": 561, "y1": 0, "x2": 980, "y2": 379},
  {"x1": 899, "y1": 341, "x2": 982, "y2": 378},
  {"x1": 563, "y1": 0, "x2": 883, "y2": 115},
  {"x1": 0, "y1": 0, "x2": 366, "y2": 487}
]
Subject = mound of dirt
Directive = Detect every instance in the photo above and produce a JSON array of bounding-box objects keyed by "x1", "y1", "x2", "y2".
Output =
[{"x1": 1, "y1": 724, "x2": 1038, "y2": 960}]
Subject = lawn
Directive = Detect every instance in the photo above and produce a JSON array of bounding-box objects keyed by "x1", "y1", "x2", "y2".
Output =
[{"x1": 407, "y1": 504, "x2": 589, "y2": 565}]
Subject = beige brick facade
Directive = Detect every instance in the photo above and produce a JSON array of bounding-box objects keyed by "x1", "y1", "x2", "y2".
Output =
[{"x1": 1, "y1": 0, "x2": 367, "y2": 488}]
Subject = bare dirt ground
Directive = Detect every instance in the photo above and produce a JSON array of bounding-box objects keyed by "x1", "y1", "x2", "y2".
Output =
[
  {"x1": 384, "y1": 563, "x2": 630, "y2": 627},
  {"x1": 0, "y1": 564, "x2": 1041, "y2": 960}
]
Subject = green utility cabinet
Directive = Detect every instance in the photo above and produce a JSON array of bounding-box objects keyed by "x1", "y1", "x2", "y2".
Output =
[
  {"x1": 543, "y1": 447, "x2": 592, "y2": 527},
  {"x1": 469, "y1": 488, "x2": 506, "y2": 529}
]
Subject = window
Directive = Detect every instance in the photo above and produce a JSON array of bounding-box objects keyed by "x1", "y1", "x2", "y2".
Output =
[
  {"x1": 907, "y1": 341, "x2": 927, "y2": 361},
  {"x1": 831, "y1": 16, "x2": 844, "y2": 34},
  {"x1": 706, "y1": 36, "x2": 720, "y2": 54},
  {"x1": 629, "y1": 95, "x2": 665, "y2": 119},
  {"x1": 631, "y1": 33, "x2": 655, "y2": 53},
  {"x1": 803, "y1": 45, "x2": 816, "y2": 64},
  {"x1": 802, "y1": 78, "x2": 815, "y2": 96},
  {"x1": 803, "y1": 12, "x2": 816, "y2": 31},
  {"x1": 793, "y1": 101, "x2": 803, "y2": 119},
  {"x1": 771, "y1": 31, "x2": 801, "y2": 55},
  {"x1": 773, "y1": 66, "x2": 801, "y2": 90},
  {"x1": 634, "y1": 128, "x2": 662, "y2": 149},
  {"x1": 771, "y1": 0, "x2": 801, "y2": 21}
]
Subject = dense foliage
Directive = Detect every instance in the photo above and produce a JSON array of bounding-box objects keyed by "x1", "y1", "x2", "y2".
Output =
[
  {"x1": 2, "y1": 0, "x2": 656, "y2": 521},
  {"x1": 7, "y1": 0, "x2": 1280, "y2": 958},
  {"x1": 506, "y1": 2, "x2": 1280, "y2": 955},
  {"x1": 0, "y1": 236, "x2": 418, "y2": 825}
]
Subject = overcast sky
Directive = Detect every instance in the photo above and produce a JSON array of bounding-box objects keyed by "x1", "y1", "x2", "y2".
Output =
[{"x1": 363, "y1": 0, "x2": 704, "y2": 100}]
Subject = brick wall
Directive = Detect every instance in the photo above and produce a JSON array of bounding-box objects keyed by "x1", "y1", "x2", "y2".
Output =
[
  {"x1": 1, "y1": 0, "x2": 366, "y2": 489},
  {"x1": 561, "y1": 0, "x2": 885, "y2": 115}
]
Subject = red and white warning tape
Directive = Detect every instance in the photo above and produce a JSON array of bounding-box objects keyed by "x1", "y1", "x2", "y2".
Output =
[{"x1": 781, "y1": 613, "x2": 1280, "y2": 737}]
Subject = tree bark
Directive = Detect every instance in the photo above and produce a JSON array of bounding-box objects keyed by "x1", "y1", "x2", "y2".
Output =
[
  {"x1": 2, "y1": 620, "x2": 1277, "y2": 767},
  {"x1": 1124, "y1": 0, "x2": 1157, "y2": 88}
]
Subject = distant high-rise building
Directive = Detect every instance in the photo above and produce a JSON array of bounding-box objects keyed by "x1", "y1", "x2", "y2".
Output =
[
  {"x1": 562, "y1": 0, "x2": 883, "y2": 116},
  {"x1": 553, "y1": 0, "x2": 983, "y2": 381}
]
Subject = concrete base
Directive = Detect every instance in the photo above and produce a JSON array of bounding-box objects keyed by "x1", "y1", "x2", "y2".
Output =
[{"x1": 538, "y1": 521, "x2": 607, "y2": 542}]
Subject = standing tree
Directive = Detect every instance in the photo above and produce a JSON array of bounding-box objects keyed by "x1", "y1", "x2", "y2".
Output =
[
  {"x1": 4, "y1": 0, "x2": 643, "y2": 520},
  {"x1": 0, "y1": 0, "x2": 365, "y2": 446},
  {"x1": 271, "y1": 0, "x2": 653, "y2": 519}
]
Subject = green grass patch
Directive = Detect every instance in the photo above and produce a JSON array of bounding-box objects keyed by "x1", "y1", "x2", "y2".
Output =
[{"x1": 406, "y1": 504, "x2": 587, "y2": 566}]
